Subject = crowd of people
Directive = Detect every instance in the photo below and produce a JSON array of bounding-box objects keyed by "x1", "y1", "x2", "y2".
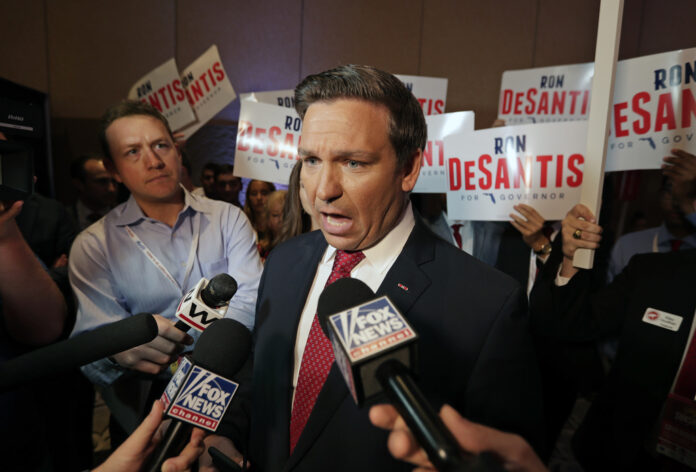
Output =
[{"x1": 0, "y1": 64, "x2": 694, "y2": 472}]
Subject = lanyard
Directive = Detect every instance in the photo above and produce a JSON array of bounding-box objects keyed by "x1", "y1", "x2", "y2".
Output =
[{"x1": 125, "y1": 212, "x2": 200, "y2": 294}]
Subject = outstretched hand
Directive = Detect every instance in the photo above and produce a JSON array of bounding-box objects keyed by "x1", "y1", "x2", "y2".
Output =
[
  {"x1": 369, "y1": 404, "x2": 547, "y2": 472},
  {"x1": 95, "y1": 400, "x2": 205, "y2": 472}
]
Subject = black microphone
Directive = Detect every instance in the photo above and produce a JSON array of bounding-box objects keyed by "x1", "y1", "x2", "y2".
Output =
[
  {"x1": 144, "y1": 318, "x2": 251, "y2": 472},
  {"x1": 0, "y1": 313, "x2": 158, "y2": 392},
  {"x1": 317, "y1": 278, "x2": 504, "y2": 472},
  {"x1": 173, "y1": 273, "x2": 238, "y2": 332}
]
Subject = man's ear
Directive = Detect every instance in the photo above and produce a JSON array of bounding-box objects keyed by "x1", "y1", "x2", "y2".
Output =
[
  {"x1": 103, "y1": 158, "x2": 123, "y2": 183},
  {"x1": 401, "y1": 149, "x2": 422, "y2": 193}
]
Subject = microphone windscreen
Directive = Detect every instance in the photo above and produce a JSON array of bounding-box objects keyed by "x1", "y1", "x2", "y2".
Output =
[
  {"x1": 200, "y1": 273, "x2": 238, "y2": 308},
  {"x1": 192, "y1": 318, "x2": 251, "y2": 378},
  {"x1": 317, "y1": 278, "x2": 375, "y2": 336},
  {"x1": 0, "y1": 313, "x2": 158, "y2": 391}
]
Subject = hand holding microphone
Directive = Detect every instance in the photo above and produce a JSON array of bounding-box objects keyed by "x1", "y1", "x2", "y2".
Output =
[
  {"x1": 110, "y1": 314, "x2": 194, "y2": 375},
  {"x1": 111, "y1": 273, "x2": 238, "y2": 375},
  {"x1": 370, "y1": 404, "x2": 547, "y2": 472},
  {"x1": 143, "y1": 317, "x2": 251, "y2": 472}
]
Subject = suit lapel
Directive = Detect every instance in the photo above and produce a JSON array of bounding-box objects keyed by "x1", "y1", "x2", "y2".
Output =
[
  {"x1": 378, "y1": 220, "x2": 433, "y2": 315},
  {"x1": 285, "y1": 222, "x2": 434, "y2": 470}
]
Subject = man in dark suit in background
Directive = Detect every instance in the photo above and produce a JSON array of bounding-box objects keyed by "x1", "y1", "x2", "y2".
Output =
[
  {"x1": 529, "y1": 151, "x2": 696, "y2": 471},
  {"x1": 204, "y1": 64, "x2": 543, "y2": 471}
]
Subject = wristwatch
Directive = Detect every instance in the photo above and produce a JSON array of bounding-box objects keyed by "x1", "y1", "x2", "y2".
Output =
[{"x1": 534, "y1": 241, "x2": 552, "y2": 256}]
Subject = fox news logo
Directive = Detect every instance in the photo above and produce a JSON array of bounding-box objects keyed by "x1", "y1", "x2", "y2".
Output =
[
  {"x1": 330, "y1": 296, "x2": 415, "y2": 362},
  {"x1": 161, "y1": 357, "x2": 192, "y2": 409},
  {"x1": 169, "y1": 365, "x2": 238, "y2": 431}
]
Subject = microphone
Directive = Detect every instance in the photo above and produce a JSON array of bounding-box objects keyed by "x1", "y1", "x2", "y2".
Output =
[
  {"x1": 174, "y1": 273, "x2": 238, "y2": 332},
  {"x1": 144, "y1": 318, "x2": 251, "y2": 472},
  {"x1": 0, "y1": 313, "x2": 158, "y2": 392},
  {"x1": 317, "y1": 279, "x2": 504, "y2": 472}
]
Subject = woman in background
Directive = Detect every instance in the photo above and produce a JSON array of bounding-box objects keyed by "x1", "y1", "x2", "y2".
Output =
[
  {"x1": 243, "y1": 179, "x2": 276, "y2": 244},
  {"x1": 277, "y1": 161, "x2": 319, "y2": 247},
  {"x1": 258, "y1": 190, "x2": 286, "y2": 261}
]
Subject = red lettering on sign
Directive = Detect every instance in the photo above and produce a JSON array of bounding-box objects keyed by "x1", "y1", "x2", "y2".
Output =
[
  {"x1": 213, "y1": 62, "x2": 225, "y2": 82},
  {"x1": 655, "y1": 93, "x2": 677, "y2": 131},
  {"x1": 567, "y1": 154, "x2": 584, "y2": 187},
  {"x1": 267, "y1": 126, "x2": 281, "y2": 156},
  {"x1": 173, "y1": 79, "x2": 185, "y2": 101},
  {"x1": 464, "y1": 160, "x2": 476, "y2": 190},
  {"x1": 449, "y1": 158, "x2": 462, "y2": 190},
  {"x1": 422, "y1": 140, "x2": 444, "y2": 167},
  {"x1": 632, "y1": 92, "x2": 651, "y2": 134},
  {"x1": 536, "y1": 155, "x2": 552, "y2": 188},
  {"x1": 478, "y1": 154, "x2": 492, "y2": 190}
]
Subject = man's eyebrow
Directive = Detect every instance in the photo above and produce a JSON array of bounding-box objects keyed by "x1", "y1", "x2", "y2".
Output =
[{"x1": 298, "y1": 148, "x2": 377, "y2": 159}]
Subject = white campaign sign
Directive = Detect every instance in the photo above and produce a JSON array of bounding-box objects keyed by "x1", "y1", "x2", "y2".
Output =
[
  {"x1": 240, "y1": 89, "x2": 296, "y2": 109},
  {"x1": 233, "y1": 101, "x2": 301, "y2": 184},
  {"x1": 446, "y1": 121, "x2": 587, "y2": 221},
  {"x1": 498, "y1": 62, "x2": 594, "y2": 125},
  {"x1": 498, "y1": 47, "x2": 696, "y2": 172},
  {"x1": 396, "y1": 74, "x2": 448, "y2": 115},
  {"x1": 177, "y1": 45, "x2": 237, "y2": 140},
  {"x1": 128, "y1": 58, "x2": 196, "y2": 131},
  {"x1": 414, "y1": 111, "x2": 475, "y2": 193},
  {"x1": 607, "y1": 48, "x2": 696, "y2": 171}
]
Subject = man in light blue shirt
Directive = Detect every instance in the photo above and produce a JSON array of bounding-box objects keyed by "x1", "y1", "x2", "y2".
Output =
[
  {"x1": 69, "y1": 101, "x2": 262, "y2": 433},
  {"x1": 608, "y1": 152, "x2": 696, "y2": 281}
]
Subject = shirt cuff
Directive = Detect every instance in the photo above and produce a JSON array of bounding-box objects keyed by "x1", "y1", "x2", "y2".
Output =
[{"x1": 554, "y1": 265, "x2": 571, "y2": 287}]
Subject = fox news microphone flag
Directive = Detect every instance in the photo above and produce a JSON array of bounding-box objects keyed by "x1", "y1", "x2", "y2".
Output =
[
  {"x1": 0, "y1": 313, "x2": 158, "y2": 392},
  {"x1": 317, "y1": 279, "x2": 505, "y2": 472},
  {"x1": 174, "y1": 273, "x2": 238, "y2": 332},
  {"x1": 145, "y1": 318, "x2": 251, "y2": 472}
]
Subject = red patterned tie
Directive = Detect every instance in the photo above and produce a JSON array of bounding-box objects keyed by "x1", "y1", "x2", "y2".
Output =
[
  {"x1": 289, "y1": 249, "x2": 366, "y2": 453},
  {"x1": 451, "y1": 224, "x2": 463, "y2": 249}
]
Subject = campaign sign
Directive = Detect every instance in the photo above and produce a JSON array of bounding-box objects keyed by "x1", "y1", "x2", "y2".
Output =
[
  {"x1": 177, "y1": 45, "x2": 237, "y2": 140},
  {"x1": 414, "y1": 111, "x2": 475, "y2": 193},
  {"x1": 498, "y1": 47, "x2": 696, "y2": 172},
  {"x1": 240, "y1": 89, "x2": 296, "y2": 109},
  {"x1": 607, "y1": 47, "x2": 696, "y2": 171},
  {"x1": 234, "y1": 100, "x2": 301, "y2": 184},
  {"x1": 446, "y1": 121, "x2": 587, "y2": 221},
  {"x1": 396, "y1": 74, "x2": 448, "y2": 116},
  {"x1": 160, "y1": 356, "x2": 193, "y2": 410},
  {"x1": 168, "y1": 365, "x2": 238, "y2": 432},
  {"x1": 498, "y1": 62, "x2": 593, "y2": 125},
  {"x1": 329, "y1": 296, "x2": 416, "y2": 362},
  {"x1": 128, "y1": 58, "x2": 196, "y2": 131}
]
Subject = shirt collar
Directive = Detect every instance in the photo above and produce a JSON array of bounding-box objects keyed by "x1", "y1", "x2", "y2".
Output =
[
  {"x1": 322, "y1": 202, "x2": 416, "y2": 276},
  {"x1": 113, "y1": 185, "x2": 210, "y2": 227},
  {"x1": 657, "y1": 223, "x2": 696, "y2": 248}
]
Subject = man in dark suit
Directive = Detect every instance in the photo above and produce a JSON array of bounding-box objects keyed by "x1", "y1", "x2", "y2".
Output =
[
  {"x1": 531, "y1": 196, "x2": 696, "y2": 469},
  {"x1": 204, "y1": 65, "x2": 543, "y2": 471}
]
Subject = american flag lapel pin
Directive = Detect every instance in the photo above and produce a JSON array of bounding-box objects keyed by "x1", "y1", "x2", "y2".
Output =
[{"x1": 397, "y1": 283, "x2": 409, "y2": 292}]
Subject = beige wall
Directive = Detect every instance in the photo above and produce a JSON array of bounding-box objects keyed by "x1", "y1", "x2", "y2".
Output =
[
  {"x1": 1, "y1": 0, "x2": 695, "y2": 206},
  {"x1": 3, "y1": 0, "x2": 695, "y2": 122}
]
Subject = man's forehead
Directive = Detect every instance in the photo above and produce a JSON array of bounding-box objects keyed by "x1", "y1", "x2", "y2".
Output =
[
  {"x1": 300, "y1": 99, "x2": 392, "y2": 152},
  {"x1": 107, "y1": 115, "x2": 169, "y2": 142}
]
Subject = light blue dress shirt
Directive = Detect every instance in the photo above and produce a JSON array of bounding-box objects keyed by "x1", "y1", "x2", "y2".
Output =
[
  {"x1": 69, "y1": 189, "x2": 262, "y2": 386},
  {"x1": 608, "y1": 213, "x2": 696, "y2": 282}
]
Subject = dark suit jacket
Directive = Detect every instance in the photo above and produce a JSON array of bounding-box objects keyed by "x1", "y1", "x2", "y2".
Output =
[
  {"x1": 247, "y1": 219, "x2": 544, "y2": 472},
  {"x1": 530, "y1": 250, "x2": 696, "y2": 471}
]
